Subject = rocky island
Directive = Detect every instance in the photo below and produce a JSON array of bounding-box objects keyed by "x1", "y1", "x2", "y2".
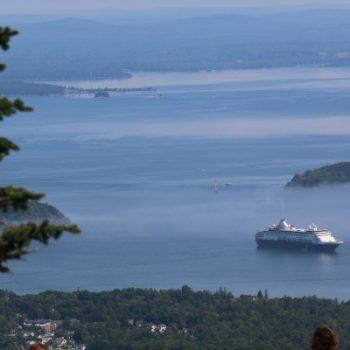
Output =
[
  {"x1": 0, "y1": 201, "x2": 70, "y2": 226},
  {"x1": 286, "y1": 162, "x2": 350, "y2": 188}
]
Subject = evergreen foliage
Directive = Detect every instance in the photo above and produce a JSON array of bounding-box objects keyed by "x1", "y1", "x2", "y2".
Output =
[
  {"x1": 0, "y1": 27, "x2": 80, "y2": 273},
  {"x1": 286, "y1": 162, "x2": 350, "y2": 188},
  {"x1": 0, "y1": 27, "x2": 18, "y2": 72},
  {"x1": 0, "y1": 288, "x2": 348, "y2": 350}
]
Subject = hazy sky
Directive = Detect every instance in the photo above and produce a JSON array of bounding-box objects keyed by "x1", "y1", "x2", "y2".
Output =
[{"x1": 3, "y1": 0, "x2": 350, "y2": 13}]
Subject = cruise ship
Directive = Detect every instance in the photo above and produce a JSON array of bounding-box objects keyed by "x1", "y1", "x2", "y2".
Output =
[{"x1": 256, "y1": 219, "x2": 343, "y2": 252}]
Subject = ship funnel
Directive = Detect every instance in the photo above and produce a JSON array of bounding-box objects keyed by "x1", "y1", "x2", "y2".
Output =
[
  {"x1": 278, "y1": 219, "x2": 291, "y2": 230},
  {"x1": 308, "y1": 223, "x2": 318, "y2": 231}
]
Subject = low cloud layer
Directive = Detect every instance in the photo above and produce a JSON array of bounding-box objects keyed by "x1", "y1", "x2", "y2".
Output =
[{"x1": 30, "y1": 116, "x2": 350, "y2": 141}]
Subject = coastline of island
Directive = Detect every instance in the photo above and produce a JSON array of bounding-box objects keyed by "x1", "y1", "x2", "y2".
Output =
[
  {"x1": 0, "y1": 201, "x2": 71, "y2": 226},
  {"x1": 286, "y1": 162, "x2": 350, "y2": 188}
]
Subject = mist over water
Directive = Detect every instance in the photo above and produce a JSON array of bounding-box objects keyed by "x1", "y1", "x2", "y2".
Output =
[{"x1": 2, "y1": 68, "x2": 350, "y2": 298}]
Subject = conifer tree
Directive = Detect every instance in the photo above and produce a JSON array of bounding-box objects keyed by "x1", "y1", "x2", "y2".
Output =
[
  {"x1": 264, "y1": 289, "x2": 269, "y2": 300},
  {"x1": 0, "y1": 27, "x2": 80, "y2": 273}
]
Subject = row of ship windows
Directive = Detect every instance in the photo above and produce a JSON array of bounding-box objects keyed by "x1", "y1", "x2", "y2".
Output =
[
  {"x1": 258, "y1": 235, "x2": 314, "y2": 242},
  {"x1": 256, "y1": 233, "x2": 315, "y2": 238}
]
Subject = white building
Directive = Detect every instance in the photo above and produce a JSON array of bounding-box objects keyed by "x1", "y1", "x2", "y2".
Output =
[{"x1": 151, "y1": 324, "x2": 167, "y2": 334}]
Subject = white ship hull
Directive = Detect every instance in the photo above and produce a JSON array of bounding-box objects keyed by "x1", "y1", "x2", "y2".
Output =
[
  {"x1": 256, "y1": 236, "x2": 340, "y2": 252},
  {"x1": 256, "y1": 220, "x2": 343, "y2": 253}
]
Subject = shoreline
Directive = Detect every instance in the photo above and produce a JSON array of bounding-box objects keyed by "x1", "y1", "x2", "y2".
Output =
[{"x1": 44, "y1": 66, "x2": 350, "y2": 89}]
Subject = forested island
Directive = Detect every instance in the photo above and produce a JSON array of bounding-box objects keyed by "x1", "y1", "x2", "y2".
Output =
[
  {"x1": 0, "y1": 80, "x2": 65, "y2": 96},
  {"x1": 286, "y1": 162, "x2": 350, "y2": 188},
  {"x1": 0, "y1": 201, "x2": 70, "y2": 226},
  {"x1": 1, "y1": 287, "x2": 350, "y2": 350}
]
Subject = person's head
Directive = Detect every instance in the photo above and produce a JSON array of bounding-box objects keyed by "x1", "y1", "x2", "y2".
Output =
[
  {"x1": 28, "y1": 344, "x2": 48, "y2": 350},
  {"x1": 311, "y1": 327, "x2": 339, "y2": 350}
]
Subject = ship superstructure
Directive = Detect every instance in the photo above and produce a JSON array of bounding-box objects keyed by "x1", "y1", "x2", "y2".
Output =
[{"x1": 256, "y1": 219, "x2": 343, "y2": 252}]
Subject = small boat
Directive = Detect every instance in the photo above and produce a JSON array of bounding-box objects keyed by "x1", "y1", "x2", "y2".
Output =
[
  {"x1": 94, "y1": 91, "x2": 110, "y2": 98},
  {"x1": 212, "y1": 180, "x2": 220, "y2": 193}
]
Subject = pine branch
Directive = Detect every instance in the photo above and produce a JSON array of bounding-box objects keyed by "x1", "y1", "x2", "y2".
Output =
[
  {"x1": 0, "y1": 27, "x2": 18, "y2": 72},
  {"x1": 0, "y1": 137, "x2": 19, "y2": 161},
  {"x1": 0, "y1": 27, "x2": 18, "y2": 50},
  {"x1": 0, "y1": 26, "x2": 82, "y2": 274},
  {"x1": 0, "y1": 221, "x2": 81, "y2": 273},
  {"x1": 0, "y1": 187, "x2": 44, "y2": 212},
  {"x1": 0, "y1": 97, "x2": 33, "y2": 120}
]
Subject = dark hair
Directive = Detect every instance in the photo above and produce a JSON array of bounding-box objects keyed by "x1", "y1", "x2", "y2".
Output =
[
  {"x1": 311, "y1": 327, "x2": 339, "y2": 350},
  {"x1": 28, "y1": 344, "x2": 49, "y2": 350}
]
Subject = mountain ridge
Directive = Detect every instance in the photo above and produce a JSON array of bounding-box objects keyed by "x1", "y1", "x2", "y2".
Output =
[{"x1": 5, "y1": 10, "x2": 350, "y2": 79}]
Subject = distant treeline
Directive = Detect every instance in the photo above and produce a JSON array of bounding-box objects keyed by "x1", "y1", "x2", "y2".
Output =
[
  {"x1": 73, "y1": 86, "x2": 157, "y2": 94},
  {"x1": 1, "y1": 287, "x2": 350, "y2": 350},
  {"x1": 0, "y1": 80, "x2": 156, "y2": 96}
]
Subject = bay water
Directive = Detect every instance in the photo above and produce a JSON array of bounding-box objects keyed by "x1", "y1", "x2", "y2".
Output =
[{"x1": 2, "y1": 68, "x2": 350, "y2": 299}]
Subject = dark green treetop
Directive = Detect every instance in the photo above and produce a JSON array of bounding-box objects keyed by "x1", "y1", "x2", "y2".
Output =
[
  {"x1": 286, "y1": 162, "x2": 350, "y2": 188},
  {"x1": 0, "y1": 27, "x2": 80, "y2": 273}
]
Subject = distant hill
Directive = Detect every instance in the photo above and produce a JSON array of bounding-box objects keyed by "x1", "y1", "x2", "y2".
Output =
[
  {"x1": 0, "y1": 201, "x2": 70, "y2": 226},
  {"x1": 0, "y1": 80, "x2": 65, "y2": 96},
  {"x1": 5, "y1": 10, "x2": 350, "y2": 80},
  {"x1": 286, "y1": 162, "x2": 350, "y2": 188}
]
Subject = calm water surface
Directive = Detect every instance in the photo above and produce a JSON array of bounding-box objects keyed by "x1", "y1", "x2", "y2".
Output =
[{"x1": 2, "y1": 68, "x2": 350, "y2": 299}]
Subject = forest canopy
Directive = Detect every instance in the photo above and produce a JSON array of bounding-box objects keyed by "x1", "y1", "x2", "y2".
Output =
[{"x1": 0, "y1": 287, "x2": 349, "y2": 350}]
